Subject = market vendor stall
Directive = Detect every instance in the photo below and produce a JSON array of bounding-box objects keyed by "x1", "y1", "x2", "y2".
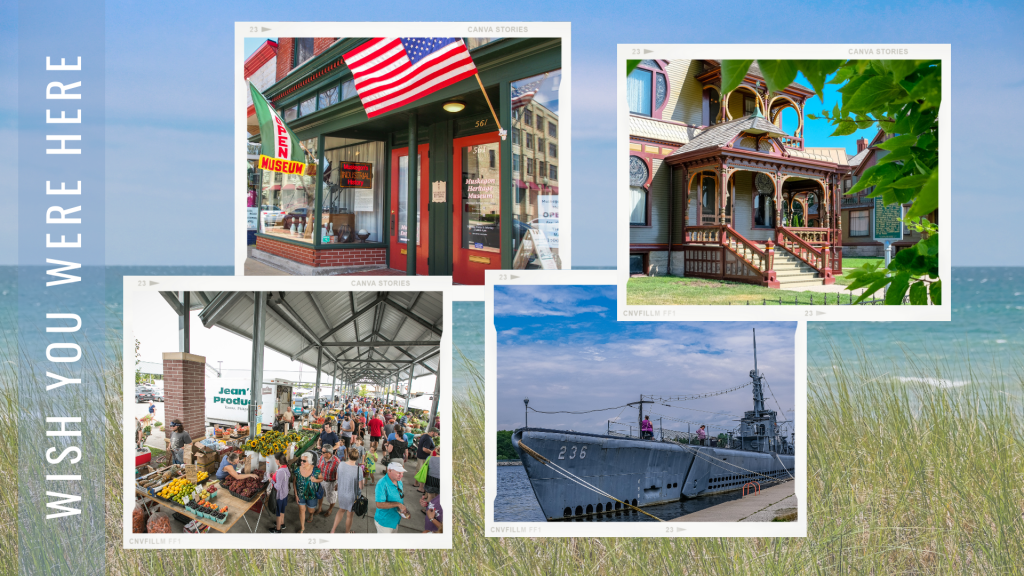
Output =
[{"x1": 134, "y1": 483, "x2": 265, "y2": 534}]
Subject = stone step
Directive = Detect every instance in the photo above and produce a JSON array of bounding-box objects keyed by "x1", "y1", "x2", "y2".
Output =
[{"x1": 777, "y1": 278, "x2": 825, "y2": 288}]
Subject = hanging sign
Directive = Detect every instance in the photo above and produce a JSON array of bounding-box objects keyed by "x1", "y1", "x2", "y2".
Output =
[{"x1": 339, "y1": 162, "x2": 373, "y2": 189}]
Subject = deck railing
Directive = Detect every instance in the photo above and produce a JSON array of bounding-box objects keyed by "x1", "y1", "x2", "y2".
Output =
[{"x1": 777, "y1": 227, "x2": 827, "y2": 272}]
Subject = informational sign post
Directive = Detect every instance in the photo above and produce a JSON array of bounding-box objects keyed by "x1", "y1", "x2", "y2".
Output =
[{"x1": 873, "y1": 197, "x2": 904, "y2": 243}]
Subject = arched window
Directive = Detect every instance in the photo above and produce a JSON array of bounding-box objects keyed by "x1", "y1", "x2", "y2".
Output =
[
  {"x1": 629, "y1": 156, "x2": 649, "y2": 226},
  {"x1": 628, "y1": 61, "x2": 669, "y2": 118}
]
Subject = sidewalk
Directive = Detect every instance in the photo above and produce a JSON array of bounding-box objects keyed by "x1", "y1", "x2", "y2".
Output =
[{"x1": 670, "y1": 481, "x2": 796, "y2": 523}]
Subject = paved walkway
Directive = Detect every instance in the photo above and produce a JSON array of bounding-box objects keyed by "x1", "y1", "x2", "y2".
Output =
[{"x1": 670, "y1": 481, "x2": 796, "y2": 523}]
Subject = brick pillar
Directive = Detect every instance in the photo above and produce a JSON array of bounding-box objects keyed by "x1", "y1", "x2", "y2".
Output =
[{"x1": 163, "y1": 352, "x2": 207, "y2": 440}]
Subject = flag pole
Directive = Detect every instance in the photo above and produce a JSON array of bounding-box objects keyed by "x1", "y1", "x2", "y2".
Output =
[{"x1": 475, "y1": 73, "x2": 506, "y2": 140}]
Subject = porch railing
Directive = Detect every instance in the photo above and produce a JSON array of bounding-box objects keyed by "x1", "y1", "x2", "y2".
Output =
[
  {"x1": 777, "y1": 227, "x2": 827, "y2": 272},
  {"x1": 785, "y1": 227, "x2": 831, "y2": 246},
  {"x1": 685, "y1": 225, "x2": 723, "y2": 245},
  {"x1": 779, "y1": 135, "x2": 804, "y2": 150},
  {"x1": 723, "y1": 227, "x2": 767, "y2": 272}
]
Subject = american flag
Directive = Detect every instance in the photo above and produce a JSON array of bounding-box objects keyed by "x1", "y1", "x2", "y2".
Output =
[
  {"x1": 343, "y1": 38, "x2": 478, "y2": 118},
  {"x1": 511, "y1": 76, "x2": 546, "y2": 112}
]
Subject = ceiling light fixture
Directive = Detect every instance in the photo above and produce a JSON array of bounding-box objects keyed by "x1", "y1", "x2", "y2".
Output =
[{"x1": 443, "y1": 100, "x2": 466, "y2": 113}]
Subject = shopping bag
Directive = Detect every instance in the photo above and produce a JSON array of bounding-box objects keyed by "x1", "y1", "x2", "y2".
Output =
[
  {"x1": 415, "y1": 456, "x2": 431, "y2": 484},
  {"x1": 266, "y1": 482, "x2": 278, "y2": 515}
]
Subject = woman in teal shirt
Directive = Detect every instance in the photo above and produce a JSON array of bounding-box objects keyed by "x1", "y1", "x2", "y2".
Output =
[{"x1": 291, "y1": 452, "x2": 324, "y2": 533}]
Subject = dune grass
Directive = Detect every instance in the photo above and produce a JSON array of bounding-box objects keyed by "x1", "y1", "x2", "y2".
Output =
[{"x1": 3, "y1": 316, "x2": 1024, "y2": 574}]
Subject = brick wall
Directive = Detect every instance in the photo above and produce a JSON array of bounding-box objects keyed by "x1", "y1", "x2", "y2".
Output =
[
  {"x1": 256, "y1": 235, "x2": 386, "y2": 268},
  {"x1": 276, "y1": 38, "x2": 294, "y2": 81},
  {"x1": 276, "y1": 38, "x2": 337, "y2": 81},
  {"x1": 162, "y1": 352, "x2": 207, "y2": 441},
  {"x1": 313, "y1": 38, "x2": 337, "y2": 56}
]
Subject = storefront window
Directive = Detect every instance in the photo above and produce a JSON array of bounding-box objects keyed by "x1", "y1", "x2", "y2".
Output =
[
  {"x1": 341, "y1": 79, "x2": 357, "y2": 101},
  {"x1": 284, "y1": 106, "x2": 298, "y2": 122},
  {"x1": 511, "y1": 69, "x2": 561, "y2": 268},
  {"x1": 319, "y1": 86, "x2": 338, "y2": 109},
  {"x1": 300, "y1": 96, "x2": 316, "y2": 117},
  {"x1": 321, "y1": 137, "x2": 385, "y2": 244},
  {"x1": 462, "y1": 142, "x2": 501, "y2": 253},
  {"x1": 397, "y1": 154, "x2": 422, "y2": 245},
  {"x1": 259, "y1": 137, "x2": 318, "y2": 244}
]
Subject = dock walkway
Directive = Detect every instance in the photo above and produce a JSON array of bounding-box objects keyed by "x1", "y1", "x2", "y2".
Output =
[{"x1": 670, "y1": 481, "x2": 796, "y2": 523}]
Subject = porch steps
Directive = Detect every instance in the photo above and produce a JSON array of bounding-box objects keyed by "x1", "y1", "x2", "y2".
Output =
[{"x1": 773, "y1": 248, "x2": 824, "y2": 288}]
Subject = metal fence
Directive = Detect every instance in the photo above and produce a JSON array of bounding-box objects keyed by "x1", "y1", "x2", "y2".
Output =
[{"x1": 729, "y1": 293, "x2": 885, "y2": 306}]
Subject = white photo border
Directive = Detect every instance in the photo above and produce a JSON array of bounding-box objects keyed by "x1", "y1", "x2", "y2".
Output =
[
  {"x1": 616, "y1": 44, "x2": 951, "y2": 322},
  {"x1": 122, "y1": 275, "x2": 453, "y2": 549},
  {"x1": 483, "y1": 269, "x2": 807, "y2": 537},
  {"x1": 235, "y1": 22, "x2": 573, "y2": 303}
]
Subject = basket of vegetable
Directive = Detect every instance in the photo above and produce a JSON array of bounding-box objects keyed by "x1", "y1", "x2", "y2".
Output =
[{"x1": 222, "y1": 475, "x2": 266, "y2": 502}]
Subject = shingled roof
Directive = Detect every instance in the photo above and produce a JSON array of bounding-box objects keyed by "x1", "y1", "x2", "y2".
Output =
[{"x1": 665, "y1": 114, "x2": 791, "y2": 159}]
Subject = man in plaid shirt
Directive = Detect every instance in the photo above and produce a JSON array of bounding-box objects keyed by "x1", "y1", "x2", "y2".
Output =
[{"x1": 314, "y1": 444, "x2": 342, "y2": 518}]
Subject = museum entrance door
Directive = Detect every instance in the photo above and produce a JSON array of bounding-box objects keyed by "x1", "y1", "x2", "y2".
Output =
[{"x1": 453, "y1": 132, "x2": 502, "y2": 285}]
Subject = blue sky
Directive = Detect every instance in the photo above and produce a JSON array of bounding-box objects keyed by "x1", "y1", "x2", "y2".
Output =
[
  {"x1": 784, "y1": 72, "x2": 876, "y2": 157},
  {"x1": 2, "y1": 1, "x2": 1023, "y2": 266},
  {"x1": 495, "y1": 286, "x2": 796, "y2": 435}
]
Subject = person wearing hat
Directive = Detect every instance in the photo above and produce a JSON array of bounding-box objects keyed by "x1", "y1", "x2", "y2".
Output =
[
  {"x1": 314, "y1": 443, "x2": 341, "y2": 519},
  {"x1": 339, "y1": 414, "x2": 354, "y2": 449},
  {"x1": 167, "y1": 420, "x2": 192, "y2": 465},
  {"x1": 374, "y1": 461, "x2": 409, "y2": 533}
]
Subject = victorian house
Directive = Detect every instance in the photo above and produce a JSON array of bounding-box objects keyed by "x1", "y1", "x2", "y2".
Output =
[{"x1": 628, "y1": 60, "x2": 853, "y2": 288}]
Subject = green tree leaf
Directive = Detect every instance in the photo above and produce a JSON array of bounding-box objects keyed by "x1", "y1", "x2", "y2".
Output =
[
  {"x1": 885, "y1": 272, "x2": 912, "y2": 305},
  {"x1": 908, "y1": 281, "x2": 928, "y2": 305},
  {"x1": 830, "y1": 121, "x2": 859, "y2": 137},
  {"x1": 844, "y1": 76, "x2": 910, "y2": 113},
  {"x1": 876, "y1": 134, "x2": 918, "y2": 151},
  {"x1": 757, "y1": 60, "x2": 799, "y2": 94},
  {"x1": 720, "y1": 60, "x2": 754, "y2": 95},
  {"x1": 906, "y1": 170, "x2": 938, "y2": 219},
  {"x1": 891, "y1": 173, "x2": 930, "y2": 189},
  {"x1": 798, "y1": 61, "x2": 844, "y2": 101},
  {"x1": 929, "y1": 279, "x2": 942, "y2": 305}
]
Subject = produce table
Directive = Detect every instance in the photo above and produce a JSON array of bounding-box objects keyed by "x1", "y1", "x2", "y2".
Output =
[{"x1": 135, "y1": 483, "x2": 266, "y2": 533}]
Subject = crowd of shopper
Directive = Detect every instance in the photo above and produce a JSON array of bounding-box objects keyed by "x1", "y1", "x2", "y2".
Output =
[{"x1": 266, "y1": 394, "x2": 442, "y2": 534}]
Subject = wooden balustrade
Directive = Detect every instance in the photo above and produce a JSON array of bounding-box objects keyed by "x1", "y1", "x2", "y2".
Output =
[
  {"x1": 723, "y1": 227, "x2": 767, "y2": 272},
  {"x1": 777, "y1": 227, "x2": 824, "y2": 270},
  {"x1": 685, "y1": 226, "x2": 723, "y2": 244},
  {"x1": 786, "y1": 227, "x2": 831, "y2": 245}
]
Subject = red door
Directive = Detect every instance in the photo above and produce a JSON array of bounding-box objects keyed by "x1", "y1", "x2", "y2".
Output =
[
  {"x1": 453, "y1": 133, "x2": 502, "y2": 285},
  {"x1": 389, "y1": 144, "x2": 429, "y2": 274}
]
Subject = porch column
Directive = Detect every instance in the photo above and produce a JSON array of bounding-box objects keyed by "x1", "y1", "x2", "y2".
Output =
[
  {"x1": 719, "y1": 165, "x2": 728, "y2": 226},
  {"x1": 407, "y1": 112, "x2": 418, "y2": 276},
  {"x1": 680, "y1": 166, "x2": 688, "y2": 239},
  {"x1": 774, "y1": 172, "x2": 783, "y2": 234},
  {"x1": 248, "y1": 292, "x2": 267, "y2": 440}
]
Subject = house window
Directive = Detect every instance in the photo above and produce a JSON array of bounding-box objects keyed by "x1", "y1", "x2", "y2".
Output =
[
  {"x1": 512, "y1": 128, "x2": 520, "y2": 146},
  {"x1": 549, "y1": 164, "x2": 557, "y2": 180},
  {"x1": 283, "y1": 106, "x2": 298, "y2": 122},
  {"x1": 629, "y1": 156, "x2": 649, "y2": 226},
  {"x1": 512, "y1": 153, "x2": 520, "y2": 173},
  {"x1": 293, "y1": 38, "x2": 315, "y2": 68},
  {"x1": 536, "y1": 117, "x2": 544, "y2": 132},
  {"x1": 548, "y1": 122, "x2": 557, "y2": 137},
  {"x1": 549, "y1": 143, "x2": 557, "y2": 157},
  {"x1": 628, "y1": 61, "x2": 669, "y2": 118},
  {"x1": 753, "y1": 192, "x2": 774, "y2": 228},
  {"x1": 630, "y1": 186, "x2": 648, "y2": 225},
  {"x1": 525, "y1": 109, "x2": 533, "y2": 126},
  {"x1": 538, "y1": 138, "x2": 545, "y2": 153},
  {"x1": 539, "y1": 161, "x2": 546, "y2": 177},
  {"x1": 627, "y1": 68, "x2": 653, "y2": 116},
  {"x1": 703, "y1": 88, "x2": 721, "y2": 125},
  {"x1": 341, "y1": 79, "x2": 357, "y2": 100},
  {"x1": 526, "y1": 158, "x2": 534, "y2": 175},
  {"x1": 743, "y1": 95, "x2": 756, "y2": 116},
  {"x1": 850, "y1": 210, "x2": 869, "y2": 237},
  {"x1": 526, "y1": 133, "x2": 534, "y2": 150}
]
